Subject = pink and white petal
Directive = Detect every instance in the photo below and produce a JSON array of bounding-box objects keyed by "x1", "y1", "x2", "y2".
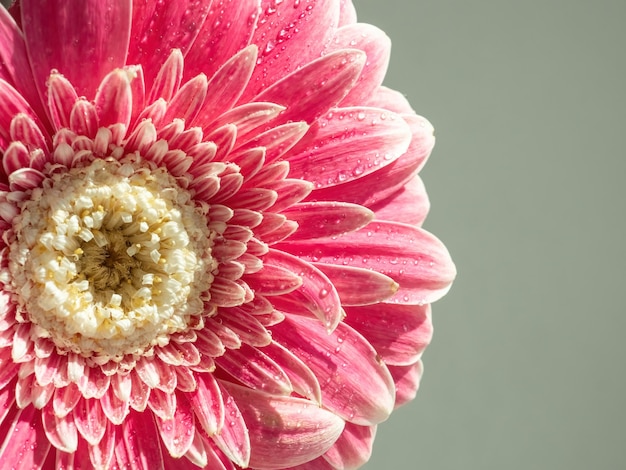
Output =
[
  {"x1": 0, "y1": 7, "x2": 46, "y2": 126},
  {"x1": 286, "y1": 457, "x2": 337, "y2": 470},
  {"x1": 101, "y1": 386, "x2": 131, "y2": 425},
  {"x1": 218, "y1": 310, "x2": 272, "y2": 347},
  {"x1": 94, "y1": 69, "x2": 133, "y2": 129},
  {"x1": 0, "y1": 79, "x2": 43, "y2": 151},
  {"x1": 287, "y1": 106, "x2": 410, "y2": 189},
  {"x1": 188, "y1": 372, "x2": 224, "y2": 437},
  {"x1": 244, "y1": 262, "x2": 303, "y2": 296},
  {"x1": 280, "y1": 221, "x2": 456, "y2": 305},
  {"x1": 162, "y1": 74, "x2": 208, "y2": 125},
  {"x1": 215, "y1": 343, "x2": 292, "y2": 395},
  {"x1": 86, "y1": 420, "x2": 116, "y2": 470},
  {"x1": 114, "y1": 411, "x2": 165, "y2": 470},
  {"x1": 313, "y1": 264, "x2": 398, "y2": 306},
  {"x1": 0, "y1": 350, "x2": 19, "y2": 389},
  {"x1": 0, "y1": 405, "x2": 51, "y2": 468},
  {"x1": 0, "y1": 384, "x2": 16, "y2": 425},
  {"x1": 10, "y1": 113, "x2": 48, "y2": 152},
  {"x1": 261, "y1": 340, "x2": 323, "y2": 404},
  {"x1": 204, "y1": 438, "x2": 238, "y2": 470},
  {"x1": 243, "y1": 0, "x2": 340, "y2": 101},
  {"x1": 184, "y1": 0, "x2": 260, "y2": 82},
  {"x1": 322, "y1": 423, "x2": 376, "y2": 470},
  {"x1": 223, "y1": 382, "x2": 345, "y2": 470},
  {"x1": 262, "y1": 249, "x2": 343, "y2": 331},
  {"x1": 147, "y1": 388, "x2": 177, "y2": 421},
  {"x1": 21, "y1": 0, "x2": 132, "y2": 99},
  {"x1": 47, "y1": 73, "x2": 78, "y2": 131},
  {"x1": 193, "y1": 45, "x2": 259, "y2": 130},
  {"x1": 272, "y1": 315, "x2": 395, "y2": 426},
  {"x1": 308, "y1": 113, "x2": 435, "y2": 208},
  {"x1": 70, "y1": 99, "x2": 100, "y2": 139},
  {"x1": 388, "y1": 361, "x2": 424, "y2": 409},
  {"x1": 147, "y1": 49, "x2": 183, "y2": 104},
  {"x1": 127, "y1": 0, "x2": 212, "y2": 86},
  {"x1": 344, "y1": 304, "x2": 432, "y2": 366},
  {"x1": 254, "y1": 50, "x2": 366, "y2": 125},
  {"x1": 371, "y1": 175, "x2": 430, "y2": 226},
  {"x1": 42, "y1": 405, "x2": 78, "y2": 453},
  {"x1": 235, "y1": 121, "x2": 309, "y2": 165},
  {"x1": 331, "y1": 24, "x2": 391, "y2": 107},
  {"x1": 73, "y1": 398, "x2": 107, "y2": 446},
  {"x1": 281, "y1": 202, "x2": 374, "y2": 240},
  {"x1": 211, "y1": 383, "x2": 251, "y2": 468},
  {"x1": 52, "y1": 383, "x2": 81, "y2": 419},
  {"x1": 155, "y1": 394, "x2": 195, "y2": 458},
  {"x1": 338, "y1": 0, "x2": 357, "y2": 26}
]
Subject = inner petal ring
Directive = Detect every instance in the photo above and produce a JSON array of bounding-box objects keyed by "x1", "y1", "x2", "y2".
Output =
[{"x1": 6, "y1": 156, "x2": 216, "y2": 362}]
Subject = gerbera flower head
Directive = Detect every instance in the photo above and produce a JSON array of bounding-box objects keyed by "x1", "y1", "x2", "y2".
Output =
[{"x1": 0, "y1": 0, "x2": 455, "y2": 468}]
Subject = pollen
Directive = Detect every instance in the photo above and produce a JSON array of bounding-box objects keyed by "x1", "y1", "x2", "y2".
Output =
[{"x1": 7, "y1": 157, "x2": 217, "y2": 361}]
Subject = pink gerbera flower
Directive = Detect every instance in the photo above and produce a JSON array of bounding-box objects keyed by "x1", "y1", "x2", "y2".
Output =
[{"x1": 0, "y1": 0, "x2": 455, "y2": 468}]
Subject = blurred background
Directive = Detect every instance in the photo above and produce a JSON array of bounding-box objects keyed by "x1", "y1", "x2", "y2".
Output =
[
  {"x1": 2, "y1": 0, "x2": 624, "y2": 468},
  {"x1": 357, "y1": 1, "x2": 626, "y2": 469}
]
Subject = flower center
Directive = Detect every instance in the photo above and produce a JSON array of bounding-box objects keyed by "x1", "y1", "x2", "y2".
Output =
[{"x1": 7, "y1": 157, "x2": 215, "y2": 361}]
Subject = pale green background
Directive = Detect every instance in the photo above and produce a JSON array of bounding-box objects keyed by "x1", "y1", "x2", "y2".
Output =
[
  {"x1": 2, "y1": 0, "x2": 624, "y2": 469},
  {"x1": 357, "y1": 1, "x2": 626, "y2": 469}
]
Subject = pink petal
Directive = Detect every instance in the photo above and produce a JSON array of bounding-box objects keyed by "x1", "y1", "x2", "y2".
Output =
[
  {"x1": 188, "y1": 372, "x2": 224, "y2": 437},
  {"x1": 254, "y1": 49, "x2": 366, "y2": 125},
  {"x1": 338, "y1": 0, "x2": 357, "y2": 26},
  {"x1": 0, "y1": 79, "x2": 42, "y2": 151},
  {"x1": 86, "y1": 419, "x2": 116, "y2": 469},
  {"x1": 47, "y1": 73, "x2": 78, "y2": 131},
  {"x1": 0, "y1": 405, "x2": 51, "y2": 468},
  {"x1": 272, "y1": 315, "x2": 395, "y2": 426},
  {"x1": 42, "y1": 405, "x2": 78, "y2": 453},
  {"x1": 215, "y1": 343, "x2": 293, "y2": 395},
  {"x1": 261, "y1": 249, "x2": 343, "y2": 331},
  {"x1": 211, "y1": 383, "x2": 251, "y2": 468},
  {"x1": 162, "y1": 73, "x2": 208, "y2": 125},
  {"x1": 280, "y1": 221, "x2": 456, "y2": 305},
  {"x1": 218, "y1": 309, "x2": 272, "y2": 347},
  {"x1": 235, "y1": 121, "x2": 309, "y2": 164},
  {"x1": 332, "y1": 24, "x2": 391, "y2": 107},
  {"x1": 344, "y1": 304, "x2": 432, "y2": 366},
  {"x1": 262, "y1": 340, "x2": 323, "y2": 404},
  {"x1": 184, "y1": 0, "x2": 259, "y2": 82},
  {"x1": 147, "y1": 388, "x2": 177, "y2": 421},
  {"x1": 148, "y1": 49, "x2": 184, "y2": 104},
  {"x1": 388, "y1": 361, "x2": 425, "y2": 409},
  {"x1": 2, "y1": 141, "x2": 30, "y2": 176},
  {"x1": 10, "y1": 113, "x2": 48, "y2": 151},
  {"x1": 155, "y1": 393, "x2": 195, "y2": 458},
  {"x1": 0, "y1": 7, "x2": 46, "y2": 125},
  {"x1": 127, "y1": 0, "x2": 212, "y2": 86},
  {"x1": 224, "y1": 382, "x2": 345, "y2": 470},
  {"x1": 371, "y1": 175, "x2": 430, "y2": 226},
  {"x1": 309, "y1": 110, "x2": 435, "y2": 208},
  {"x1": 322, "y1": 423, "x2": 377, "y2": 470},
  {"x1": 115, "y1": 411, "x2": 165, "y2": 470},
  {"x1": 73, "y1": 398, "x2": 107, "y2": 446},
  {"x1": 287, "y1": 106, "x2": 411, "y2": 189},
  {"x1": 243, "y1": 0, "x2": 341, "y2": 101},
  {"x1": 281, "y1": 202, "x2": 374, "y2": 240},
  {"x1": 193, "y1": 45, "x2": 259, "y2": 130},
  {"x1": 314, "y1": 263, "x2": 399, "y2": 306},
  {"x1": 94, "y1": 68, "x2": 133, "y2": 129},
  {"x1": 70, "y1": 99, "x2": 100, "y2": 138},
  {"x1": 244, "y1": 261, "x2": 303, "y2": 296},
  {"x1": 101, "y1": 385, "x2": 131, "y2": 425},
  {"x1": 21, "y1": 0, "x2": 132, "y2": 99},
  {"x1": 52, "y1": 383, "x2": 81, "y2": 419}
]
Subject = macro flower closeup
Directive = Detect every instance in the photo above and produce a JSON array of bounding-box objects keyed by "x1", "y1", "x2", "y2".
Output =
[{"x1": 0, "y1": 0, "x2": 455, "y2": 468}]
